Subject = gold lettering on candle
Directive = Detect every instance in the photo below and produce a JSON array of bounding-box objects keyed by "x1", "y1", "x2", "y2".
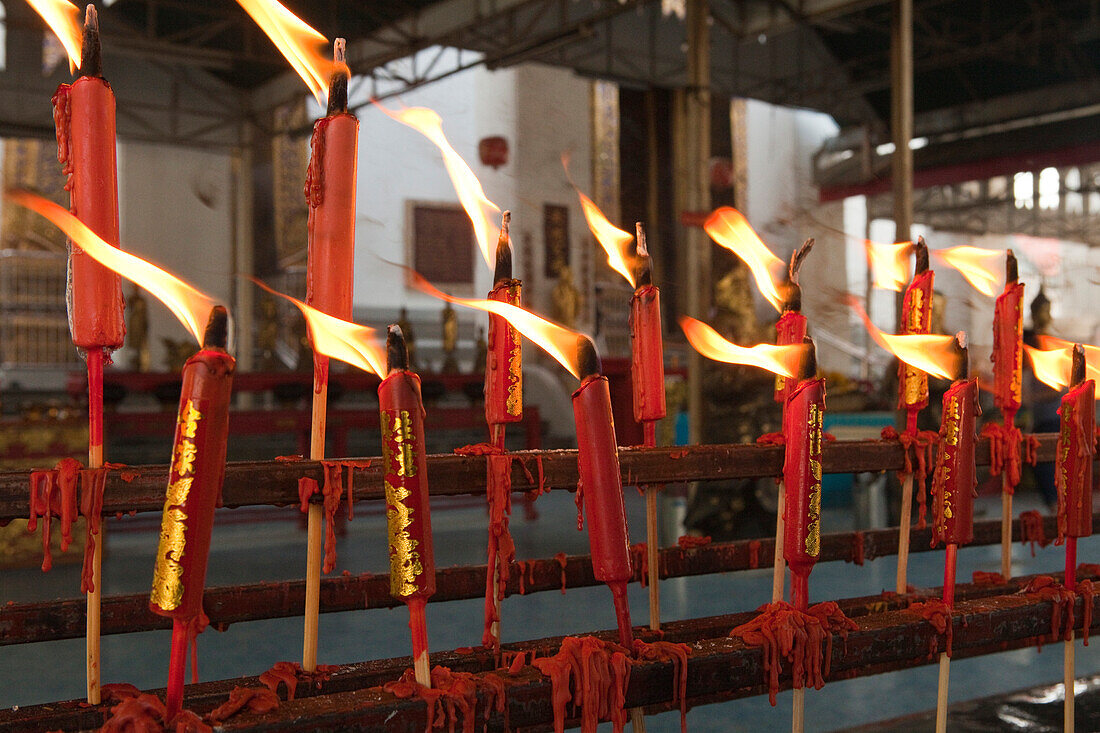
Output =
[
  {"x1": 505, "y1": 283, "x2": 523, "y2": 417},
  {"x1": 805, "y1": 401, "x2": 823, "y2": 557},
  {"x1": 151, "y1": 400, "x2": 202, "y2": 611},
  {"x1": 382, "y1": 409, "x2": 424, "y2": 597},
  {"x1": 385, "y1": 411, "x2": 418, "y2": 477}
]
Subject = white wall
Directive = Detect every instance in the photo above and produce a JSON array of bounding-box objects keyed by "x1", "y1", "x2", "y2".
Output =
[{"x1": 115, "y1": 142, "x2": 234, "y2": 370}]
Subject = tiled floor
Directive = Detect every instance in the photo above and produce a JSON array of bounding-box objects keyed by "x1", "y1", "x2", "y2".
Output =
[{"x1": 3, "y1": 485, "x2": 1097, "y2": 731}]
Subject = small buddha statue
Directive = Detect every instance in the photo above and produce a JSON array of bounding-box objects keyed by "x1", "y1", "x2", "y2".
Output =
[
  {"x1": 127, "y1": 287, "x2": 150, "y2": 372},
  {"x1": 441, "y1": 301, "x2": 459, "y2": 374},
  {"x1": 257, "y1": 295, "x2": 281, "y2": 371},
  {"x1": 551, "y1": 265, "x2": 580, "y2": 328},
  {"x1": 473, "y1": 325, "x2": 487, "y2": 375}
]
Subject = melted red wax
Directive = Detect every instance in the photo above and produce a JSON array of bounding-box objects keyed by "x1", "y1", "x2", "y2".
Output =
[
  {"x1": 729, "y1": 601, "x2": 857, "y2": 705},
  {"x1": 519, "y1": 455, "x2": 548, "y2": 521},
  {"x1": 206, "y1": 687, "x2": 280, "y2": 722},
  {"x1": 554, "y1": 552, "x2": 568, "y2": 594},
  {"x1": 27, "y1": 457, "x2": 83, "y2": 572},
  {"x1": 304, "y1": 117, "x2": 326, "y2": 207},
  {"x1": 454, "y1": 442, "x2": 504, "y2": 455},
  {"x1": 677, "y1": 535, "x2": 712, "y2": 550},
  {"x1": 668, "y1": 449, "x2": 690, "y2": 459},
  {"x1": 748, "y1": 540, "x2": 762, "y2": 569},
  {"x1": 514, "y1": 560, "x2": 535, "y2": 595},
  {"x1": 756, "y1": 432, "x2": 785, "y2": 446},
  {"x1": 504, "y1": 651, "x2": 526, "y2": 675},
  {"x1": 630, "y1": 543, "x2": 648, "y2": 588},
  {"x1": 297, "y1": 477, "x2": 319, "y2": 513},
  {"x1": 101, "y1": 683, "x2": 142, "y2": 702},
  {"x1": 302, "y1": 461, "x2": 371, "y2": 572},
  {"x1": 850, "y1": 531, "x2": 865, "y2": 566},
  {"x1": 980, "y1": 422, "x2": 1026, "y2": 491},
  {"x1": 882, "y1": 426, "x2": 940, "y2": 528},
  {"x1": 382, "y1": 665, "x2": 507, "y2": 733},
  {"x1": 633, "y1": 639, "x2": 692, "y2": 733},
  {"x1": 1019, "y1": 510, "x2": 1050, "y2": 557},
  {"x1": 103, "y1": 462, "x2": 140, "y2": 482},
  {"x1": 274, "y1": 455, "x2": 304, "y2": 462},
  {"x1": 908, "y1": 599, "x2": 953, "y2": 658},
  {"x1": 972, "y1": 570, "x2": 1006, "y2": 586},
  {"x1": 1021, "y1": 575, "x2": 1076, "y2": 642},
  {"x1": 341, "y1": 459, "x2": 371, "y2": 521},
  {"x1": 1078, "y1": 563, "x2": 1100, "y2": 577},
  {"x1": 1080, "y1": 579, "x2": 1095, "y2": 645},
  {"x1": 97, "y1": 691, "x2": 213, "y2": 733},
  {"x1": 575, "y1": 480, "x2": 585, "y2": 530},
  {"x1": 80, "y1": 467, "x2": 107, "y2": 593},
  {"x1": 259, "y1": 661, "x2": 338, "y2": 701},
  {"x1": 52, "y1": 84, "x2": 74, "y2": 192},
  {"x1": 484, "y1": 454, "x2": 516, "y2": 648},
  {"x1": 531, "y1": 636, "x2": 632, "y2": 733},
  {"x1": 185, "y1": 612, "x2": 210, "y2": 684}
]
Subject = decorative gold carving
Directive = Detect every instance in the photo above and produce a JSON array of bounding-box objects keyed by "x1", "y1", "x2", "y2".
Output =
[
  {"x1": 805, "y1": 401, "x2": 823, "y2": 556},
  {"x1": 385, "y1": 480, "x2": 423, "y2": 597},
  {"x1": 150, "y1": 400, "x2": 202, "y2": 611}
]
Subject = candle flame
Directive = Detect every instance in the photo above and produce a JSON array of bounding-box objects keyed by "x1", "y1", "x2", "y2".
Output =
[
  {"x1": 1024, "y1": 345, "x2": 1075, "y2": 391},
  {"x1": 847, "y1": 297, "x2": 961, "y2": 380},
  {"x1": 374, "y1": 101, "x2": 501, "y2": 270},
  {"x1": 866, "y1": 240, "x2": 912, "y2": 291},
  {"x1": 408, "y1": 269, "x2": 582, "y2": 378},
  {"x1": 7, "y1": 190, "x2": 216, "y2": 344},
  {"x1": 935, "y1": 246, "x2": 1002, "y2": 296},
  {"x1": 1034, "y1": 335, "x2": 1100, "y2": 386},
  {"x1": 252, "y1": 279, "x2": 385, "y2": 375},
  {"x1": 26, "y1": 0, "x2": 82, "y2": 72},
  {"x1": 704, "y1": 207, "x2": 786, "y2": 311},
  {"x1": 679, "y1": 316, "x2": 805, "y2": 378},
  {"x1": 235, "y1": 0, "x2": 341, "y2": 106},
  {"x1": 564, "y1": 155, "x2": 635, "y2": 288}
]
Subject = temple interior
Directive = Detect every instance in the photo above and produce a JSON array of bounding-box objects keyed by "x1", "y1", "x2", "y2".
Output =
[{"x1": 3, "y1": 1, "x2": 1100, "y2": 731}]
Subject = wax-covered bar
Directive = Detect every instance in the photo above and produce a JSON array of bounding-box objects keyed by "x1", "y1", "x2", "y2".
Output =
[
  {"x1": 485, "y1": 214, "x2": 522, "y2": 426},
  {"x1": 380, "y1": 327, "x2": 436, "y2": 602},
  {"x1": 149, "y1": 309, "x2": 234, "y2": 621},
  {"x1": 898, "y1": 239, "x2": 933, "y2": 411},
  {"x1": 1057, "y1": 348, "x2": 1095, "y2": 540},
  {"x1": 992, "y1": 251, "x2": 1023, "y2": 413},
  {"x1": 783, "y1": 372, "x2": 825, "y2": 597},
  {"x1": 52, "y1": 7, "x2": 124, "y2": 351},
  {"x1": 305, "y1": 41, "x2": 357, "y2": 324},
  {"x1": 630, "y1": 225, "x2": 666, "y2": 424},
  {"x1": 931, "y1": 375, "x2": 979, "y2": 548}
]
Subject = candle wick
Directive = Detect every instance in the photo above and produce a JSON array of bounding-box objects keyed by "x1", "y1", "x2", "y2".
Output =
[
  {"x1": 1005, "y1": 249, "x2": 1019, "y2": 284},
  {"x1": 576, "y1": 335, "x2": 602, "y2": 380},
  {"x1": 913, "y1": 236, "x2": 930, "y2": 275},
  {"x1": 202, "y1": 306, "x2": 229, "y2": 350},
  {"x1": 633, "y1": 223, "x2": 653, "y2": 287},
  {"x1": 1071, "y1": 344, "x2": 1087, "y2": 387},
  {"x1": 78, "y1": 4, "x2": 103, "y2": 79},
  {"x1": 327, "y1": 39, "x2": 349, "y2": 116},
  {"x1": 387, "y1": 324, "x2": 410, "y2": 374},
  {"x1": 494, "y1": 211, "x2": 512, "y2": 285}
]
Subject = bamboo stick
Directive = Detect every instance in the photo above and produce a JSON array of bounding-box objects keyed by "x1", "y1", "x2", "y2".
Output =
[
  {"x1": 86, "y1": 348, "x2": 104, "y2": 705},
  {"x1": 302, "y1": 380, "x2": 328, "y2": 672}
]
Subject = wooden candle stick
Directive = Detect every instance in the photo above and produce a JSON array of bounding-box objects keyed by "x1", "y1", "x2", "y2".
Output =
[
  {"x1": 302, "y1": 40, "x2": 358, "y2": 673},
  {"x1": 896, "y1": 238, "x2": 933, "y2": 594},
  {"x1": 629, "y1": 223, "x2": 666, "y2": 630}
]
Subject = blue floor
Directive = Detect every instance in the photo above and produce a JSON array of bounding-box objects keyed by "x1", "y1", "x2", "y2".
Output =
[{"x1": 3, "y1": 486, "x2": 1097, "y2": 731}]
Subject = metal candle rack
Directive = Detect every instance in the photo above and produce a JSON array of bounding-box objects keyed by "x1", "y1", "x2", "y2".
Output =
[{"x1": 2, "y1": 433, "x2": 1097, "y2": 732}]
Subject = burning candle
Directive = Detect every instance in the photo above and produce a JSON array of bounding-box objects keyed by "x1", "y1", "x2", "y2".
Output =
[
  {"x1": 629, "y1": 224, "x2": 665, "y2": 426},
  {"x1": 379, "y1": 326, "x2": 436, "y2": 686},
  {"x1": 899, "y1": 239, "x2": 934, "y2": 414},
  {"x1": 773, "y1": 240, "x2": 814, "y2": 405},
  {"x1": 52, "y1": 5, "x2": 126, "y2": 353},
  {"x1": 573, "y1": 336, "x2": 635, "y2": 647},
  {"x1": 1057, "y1": 345, "x2": 1094, "y2": 545},
  {"x1": 149, "y1": 307, "x2": 235, "y2": 720},
  {"x1": 993, "y1": 252, "x2": 1024, "y2": 415},
  {"x1": 485, "y1": 212, "x2": 522, "y2": 430},
  {"x1": 782, "y1": 340, "x2": 824, "y2": 612}
]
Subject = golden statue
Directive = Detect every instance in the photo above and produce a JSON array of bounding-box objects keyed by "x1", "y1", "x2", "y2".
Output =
[
  {"x1": 127, "y1": 287, "x2": 150, "y2": 372},
  {"x1": 257, "y1": 294, "x2": 281, "y2": 371},
  {"x1": 441, "y1": 301, "x2": 459, "y2": 374},
  {"x1": 551, "y1": 265, "x2": 580, "y2": 329},
  {"x1": 473, "y1": 325, "x2": 487, "y2": 375}
]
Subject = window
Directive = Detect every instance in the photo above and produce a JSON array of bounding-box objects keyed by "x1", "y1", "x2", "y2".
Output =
[{"x1": 409, "y1": 203, "x2": 475, "y2": 288}]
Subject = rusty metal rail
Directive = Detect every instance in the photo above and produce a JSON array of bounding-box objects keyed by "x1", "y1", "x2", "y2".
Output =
[
  {"x1": 0, "y1": 435, "x2": 1061, "y2": 520},
  {"x1": 3, "y1": 572, "x2": 1094, "y2": 732},
  {"x1": 0, "y1": 511, "x2": 1078, "y2": 646}
]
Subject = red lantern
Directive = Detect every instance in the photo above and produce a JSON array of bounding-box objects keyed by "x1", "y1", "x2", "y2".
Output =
[{"x1": 479, "y1": 136, "x2": 509, "y2": 169}]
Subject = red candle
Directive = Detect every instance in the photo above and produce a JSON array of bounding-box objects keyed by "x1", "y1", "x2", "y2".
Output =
[
  {"x1": 149, "y1": 308, "x2": 234, "y2": 622},
  {"x1": 629, "y1": 226, "x2": 665, "y2": 424},
  {"x1": 992, "y1": 251, "x2": 1023, "y2": 414},
  {"x1": 379, "y1": 328, "x2": 436, "y2": 604},
  {"x1": 572, "y1": 338, "x2": 634, "y2": 646},
  {"x1": 898, "y1": 239, "x2": 934, "y2": 412},
  {"x1": 774, "y1": 239, "x2": 814, "y2": 405},
  {"x1": 931, "y1": 354, "x2": 978, "y2": 549},
  {"x1": 1057, "y1": 347, "x2": 1095, "y2": 542},
  {"x1": 52, "y1": 7, "x2": 124, "y2": 352},
  {"x1": 782, "y1": 346, "x2": 824, "y2": 611},
  {"x1": 485, "y1": 213, "x2": 522, "y2": 427},
  {"x1": 305, "y1": 41, "x2": 357, "y2": 327}
]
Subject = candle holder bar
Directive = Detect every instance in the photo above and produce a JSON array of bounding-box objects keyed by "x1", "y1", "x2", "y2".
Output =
[
  {"x1": 0, "y1": 435, "x2": 1064, "y2": 521},
  {"x1": 4, "y1": 574, "x2": 1097, "y2": 733},
  {"x1": 1, "y1": 511, "x2": 1082, "y2": 647}
]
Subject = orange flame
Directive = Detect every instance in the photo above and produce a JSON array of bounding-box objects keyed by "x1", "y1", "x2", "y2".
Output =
[
  {"x1": 7, "y1": 190, "x2": 217, "y2": 344},
  {"x1": 252, "y1": 279, "x2": 385, "y2": 375},
  {"x1": 1035, "y1": 335, "x2": 1100, "y2": 385},
  {"x1": 679, "y1": 316, "x2": 805, "y2": 378},
  {"x1": 1024, "y1": 345, "x2": 1075, "y2": 391},
  {"x1": 26, "y1": 0, "x2": 82, "y2": 71},
  {"x1": 847, "y1": 297, "x2": 961, "y2": 380},
  {"x1": 408, "y1": 270, "x2": 582, "y2": 378},
  {"x1": 704, "y1": 207, "x2": 786, "y2": 311},
  {"x1": 564, "y1": 155, "x2": 635, "y2": 288},
  {"x1": 374, "y1": 101, "x2": 501, "y2": 270},
  {"x1": 235, "y1": 0, "x2": 340, "y2": 106},
  {"x1": 935, "y1": 246, "x2": 1002, "y2": 296},
  {"x1": 866, "y1": 241, "x2": 912, "y2": 291}
]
